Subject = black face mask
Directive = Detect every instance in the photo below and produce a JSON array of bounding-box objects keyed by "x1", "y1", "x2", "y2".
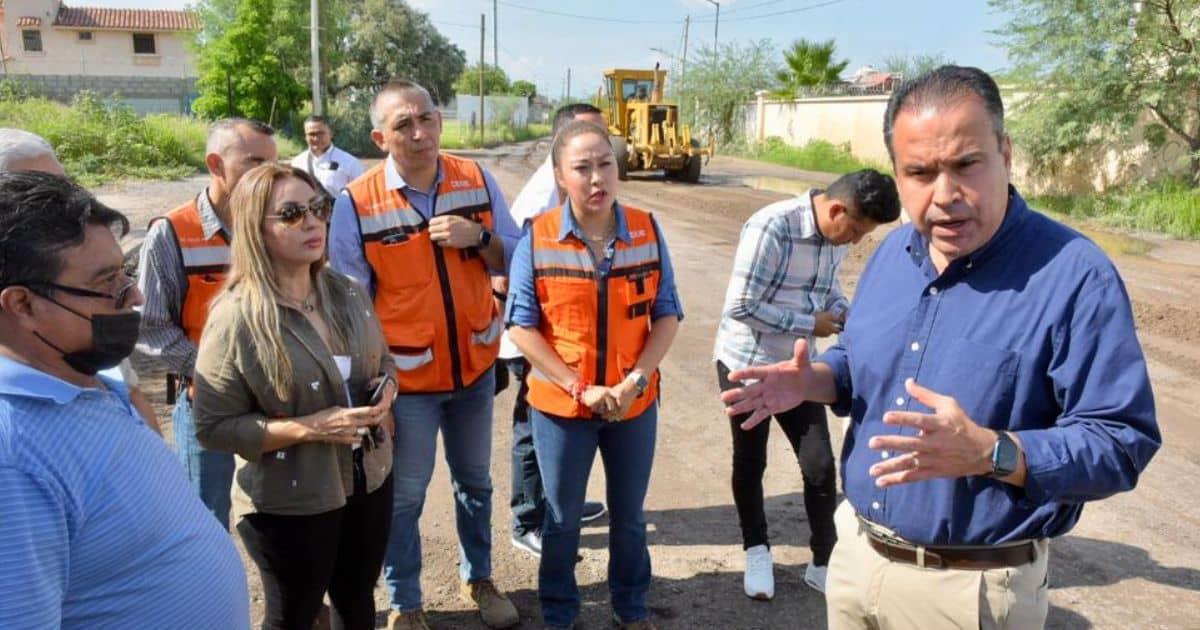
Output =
[{"x1": 34, "y1": 296, "x2": 142, "y2": 376}]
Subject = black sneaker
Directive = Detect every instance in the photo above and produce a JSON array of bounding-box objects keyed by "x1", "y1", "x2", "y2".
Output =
[{"x1": 581, "y1": 500, "x2": 607, "y2": 523}]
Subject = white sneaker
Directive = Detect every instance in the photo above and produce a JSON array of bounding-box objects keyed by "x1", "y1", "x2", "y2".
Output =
[
  {"x1": 743, "y1": 544, "x2": 774, "y2": 600},
  {"x1": 804, "y1": 563, "x2": 828, "y2": 594}
]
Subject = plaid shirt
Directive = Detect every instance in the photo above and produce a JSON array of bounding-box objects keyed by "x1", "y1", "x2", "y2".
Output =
[{"x1": 713, "y1": 190, "x2": 849, "y2": 371}]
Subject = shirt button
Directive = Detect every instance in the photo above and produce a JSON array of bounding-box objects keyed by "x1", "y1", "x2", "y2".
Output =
[
  {"x1": 929, "y1": 286, "x2": 940, "y2": 295},
  {"x1": 895, "y1": 397, "x2": 905, "y2": 406},
  {"x1": 910, "y1": 342, "x2": 920, "y2": 352},
  {"x1": 871, "y1": 501, "x2": 881, "y2": 510}
]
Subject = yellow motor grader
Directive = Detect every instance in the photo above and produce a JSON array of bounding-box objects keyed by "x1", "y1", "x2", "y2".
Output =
[{"x1": 599, "y1": 65, "x2": 713, "y2": 182}]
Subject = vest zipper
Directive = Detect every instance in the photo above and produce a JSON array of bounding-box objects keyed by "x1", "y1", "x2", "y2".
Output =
[
  {"x1": 432, "y1": 246, "x2": 465, "y2": 391},
  {"x1": 595, "y1": 272, "x2": 609, "y2": 388}
]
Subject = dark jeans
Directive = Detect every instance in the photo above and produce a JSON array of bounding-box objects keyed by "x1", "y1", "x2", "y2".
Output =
[
  {"x1": 504, "y1": 358, "x2": 545, "y2": 536},
  {"x1": 238, "y1": 455, "x2": 394, "y2": 630},
  {"x1": 717, "y1": 361, "x2": 837, "y2": 566}
]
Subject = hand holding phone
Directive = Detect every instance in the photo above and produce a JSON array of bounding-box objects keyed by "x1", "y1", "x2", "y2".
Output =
[{"x1": 368, "y1": 374, "x2": 395, "y2": 406}]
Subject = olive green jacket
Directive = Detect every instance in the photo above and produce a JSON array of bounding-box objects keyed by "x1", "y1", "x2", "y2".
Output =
[{"x1": 192, "y1": 272, "x2": 394, "y2": 516}]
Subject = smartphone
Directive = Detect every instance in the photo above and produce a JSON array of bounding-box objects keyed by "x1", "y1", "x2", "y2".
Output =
[{"x1": 368, "y1": 374, "x2": 394, "y2": 406}]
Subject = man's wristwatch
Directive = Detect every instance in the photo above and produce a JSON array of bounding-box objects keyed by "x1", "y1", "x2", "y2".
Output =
[
  {"x1": 477, "y1": 227, "x2": 493, "y2": 247},
  {"x1": 988, "y1": 430, "x2": 1019, "y2": 478},
  {"x1": 626, "y1": 370, "x2": 649, "y2": 396}
]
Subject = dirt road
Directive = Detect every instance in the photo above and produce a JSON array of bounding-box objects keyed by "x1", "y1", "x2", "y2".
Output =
[{"x1": 97, "y1": 140, "x2": 1200, "y2": 629}]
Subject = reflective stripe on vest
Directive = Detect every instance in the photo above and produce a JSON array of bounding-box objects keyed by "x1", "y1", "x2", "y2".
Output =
[
  {"x1": 345, "y1": 154, "x2": 501, "y2": 393},
  {"x1": 524, "y1": 205, "x2": 663, "y2": 420},
  {"x1": 159, "y1": 199, "x2": 229, "y2": 344}
]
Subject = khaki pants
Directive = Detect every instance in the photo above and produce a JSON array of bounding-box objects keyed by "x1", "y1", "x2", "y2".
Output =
[{"x1": 826, "y1": 501, "x2": 1050, "y2": 630}]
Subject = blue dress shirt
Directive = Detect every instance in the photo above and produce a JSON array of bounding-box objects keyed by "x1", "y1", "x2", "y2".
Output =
[
  {"x1": 329, "y1": 154, "x2": 521, "y2": 295},
  {"x1": 0, "y1": 355, "x2": 249, "y2": 628},
  {"x1": 817, "y1": 188, "x2": 1160, "y2": 546},
  {"x1": 506, "y1": 200, "x2": 684, "y2": 329}
]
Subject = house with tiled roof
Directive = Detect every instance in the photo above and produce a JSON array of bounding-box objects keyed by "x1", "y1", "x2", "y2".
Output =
[{"x1": 0, "y1": 0, "x2": 198, "y2": 113}]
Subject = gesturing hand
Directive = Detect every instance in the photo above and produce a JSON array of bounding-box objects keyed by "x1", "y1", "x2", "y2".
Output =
[
  {"x1": 429, "y1": 215, "x2": 483, "y2": 249},
  {"x1": 867, "y1": 378, "x2": 1001, "y2": 487},
  {"x1": 720, "y1": 339, "x2": 816, "y2": 431}
]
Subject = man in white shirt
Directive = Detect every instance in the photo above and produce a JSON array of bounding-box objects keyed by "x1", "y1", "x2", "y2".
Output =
[
  {"x1": 290, "y1": 115, "x2": 365, "y2": 194},
  {"x1": 498, "y1": 104, "x2": 609, "y2": 558}
]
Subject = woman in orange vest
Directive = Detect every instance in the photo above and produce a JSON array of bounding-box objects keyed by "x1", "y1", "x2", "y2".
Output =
[
  {"x1": 506, "y1": 120, "x2": 682, "y2": 630},
  {"x1": 191, "y1": 164, "x2": 397, "y2": 629}
]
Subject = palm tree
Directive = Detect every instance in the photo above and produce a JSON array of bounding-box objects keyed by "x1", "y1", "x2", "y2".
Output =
[{"x1": 773, "y1": 39, "x2": 849, "y2": 98}]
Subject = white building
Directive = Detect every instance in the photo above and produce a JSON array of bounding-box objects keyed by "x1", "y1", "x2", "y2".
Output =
[{"x1": 0, "y1": 0, "x2": 198, "y2": 113}]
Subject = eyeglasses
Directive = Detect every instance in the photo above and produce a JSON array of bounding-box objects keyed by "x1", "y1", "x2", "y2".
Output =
[
  {"x1": 265, "y1": 196, "x2": 333, "y2": 227},
  {"x1": 26, "y1": 273, "x2": 138, "y2": 310}
]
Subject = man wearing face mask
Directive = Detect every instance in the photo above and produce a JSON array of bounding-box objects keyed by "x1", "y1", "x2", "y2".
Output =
[
  {"x1": 136, "y1": 118, "x2": 278, "y2": 530},
  {"x1": 0, "y1": 171, "x2": 250, "y2": 628}
]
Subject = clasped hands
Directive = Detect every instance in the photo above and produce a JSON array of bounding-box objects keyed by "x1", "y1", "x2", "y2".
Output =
[{"x1": 579, "y1": 379, "x2": 639, "y2": 422}]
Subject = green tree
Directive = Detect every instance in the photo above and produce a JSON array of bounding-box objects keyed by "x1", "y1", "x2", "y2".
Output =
[
  {"x1": 773, "y1": 38, "x2": 848, "y2": 97},
  {"x1": 672, "y1": 40, "x2": 779, "y2": 145},
  {"x1": 991, "y1": 0, "x2": 1200, "y2": 184},
  {"x1": 509, "y1": 79, "x2": 537, "y2": 100},
  {"x1": 881, "y1": 52, "x2": 954, "y2": 81},
  {"x1": 332, "y1": 0, "x2": 467, "y2": 105},
  {"x1": 452, "y1": 63, "x2": 511, "y2": 97},
  {"x1": 191, "y1": 0, "x2": 306, "y2": 123}
]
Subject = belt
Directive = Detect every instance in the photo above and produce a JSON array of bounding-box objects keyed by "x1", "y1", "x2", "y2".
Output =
[{"x1": 861, "y1": 523, "x2": 1037, "y2": 570}]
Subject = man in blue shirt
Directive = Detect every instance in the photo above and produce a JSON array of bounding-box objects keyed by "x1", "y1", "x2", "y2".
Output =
[
  {"x1": 0, "y1": 171, "x2": 249, "y2": 628},
  {"x1": 722, "y1": 66, "x2": 1160, "y2": 629}
]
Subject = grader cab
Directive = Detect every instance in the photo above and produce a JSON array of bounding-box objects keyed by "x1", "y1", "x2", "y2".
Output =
[{"x1": 600, "y1": 66, "x2": 713, "y2": 182}]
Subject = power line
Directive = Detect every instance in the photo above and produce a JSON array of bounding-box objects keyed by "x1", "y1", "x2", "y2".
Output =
[
  {"x1": 496, "y1": 0, "x2": 675, "y2": 25},
  {"x1": 722, "y1": 0, "x2": 787, "y2": 15},
  {"x1": 432, "y1": 20, "x2": 478, "y2": 30},
  {"x1": 692, "y1": 0, "x2": 843, "y2": 23}
]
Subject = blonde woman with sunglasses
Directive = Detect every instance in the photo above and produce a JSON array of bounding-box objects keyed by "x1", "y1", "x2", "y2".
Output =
[{"x1": 192, "y1": 164, "x2": 397, "y2": 630}]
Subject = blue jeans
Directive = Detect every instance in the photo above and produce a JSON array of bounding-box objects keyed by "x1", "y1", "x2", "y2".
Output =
[
  {"x1": 532, "y1": 405, "x2": 657, "y2": 627},
  {"x1": 383, "y1": 369, "x2": 496, "y2": 611},
  {"x1": 173, "y1": 392, "x2": 235, "y2": 530}
]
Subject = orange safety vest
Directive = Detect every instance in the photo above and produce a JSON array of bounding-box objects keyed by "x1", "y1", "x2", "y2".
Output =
[
  {"x1": 345, "y1": 154, "x2": 501, "y2": 393},
  {"x1": 524, "y1": 204, "x2": 663, "y2": 420},
  {"x1": 154, "y1": 198, "x2": 231, "y2": 345}
]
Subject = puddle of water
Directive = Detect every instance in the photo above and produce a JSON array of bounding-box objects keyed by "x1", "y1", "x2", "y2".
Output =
[
  {"x1": 740, "y1": 176, "x2": 820, "y2": 196},
  {"x1": 1077, "y1": 226, "x2": 1154, "y2": 258}
]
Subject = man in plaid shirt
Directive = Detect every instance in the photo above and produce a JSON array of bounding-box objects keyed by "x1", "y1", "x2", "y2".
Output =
[{"x1": 713, "y1": 169, "x2": 900, "y2": 600}]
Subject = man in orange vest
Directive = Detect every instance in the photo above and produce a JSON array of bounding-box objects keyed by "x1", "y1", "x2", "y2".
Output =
[
  {"x1": 135, "y1": 118, "x2": 277, "y2": 530},
  {"x1": 328, "y1": 79, "x2": 522, "y2": 630}
]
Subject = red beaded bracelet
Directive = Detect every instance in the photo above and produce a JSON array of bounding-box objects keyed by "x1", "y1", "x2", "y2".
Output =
[{"x1": 569, "y1": 379, "x2": 590, "y2": 403}]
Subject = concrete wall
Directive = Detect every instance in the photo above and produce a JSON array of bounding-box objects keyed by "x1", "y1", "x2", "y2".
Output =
[
  {"x1": 744, "y1": 91, "x2": 1194, "y2": 194},
  {"x1": 1, "y1": 0, "x2": 195, "y2": 78},
  {"x1": 7, "y1": 73, "x2": 196, "y2": 114},
  {"x1": 454, "y1": 95, "x2": 530, "y2": 127}
]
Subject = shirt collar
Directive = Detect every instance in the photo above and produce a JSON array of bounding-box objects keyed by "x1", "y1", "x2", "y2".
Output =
[
  {"x1": 904, "y1": 184, "x2": 1030, "y2": 270},
  {"x1": 384, "y1": 154, "x2": 443, "y2": 194},
  {"x1": 557, "y1": 199, "x2": 633, "y2": 244},
  {"x1": 197, "y1": 188, "x2": 231, "y2": 240},
  {"x1": 0, "y1": 354, "x2": 118, "y2": 405}
]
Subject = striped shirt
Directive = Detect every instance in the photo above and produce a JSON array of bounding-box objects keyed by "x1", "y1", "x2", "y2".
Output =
[
  {"x1": 0, "y1": 355, "x2": 248, "y2": 628},
  {"x1": 134, "y1": 190, "x2": 228, "y2": 376},
  {"x1": 713, "y1": 191, "x2": 850, "y2": 371}
]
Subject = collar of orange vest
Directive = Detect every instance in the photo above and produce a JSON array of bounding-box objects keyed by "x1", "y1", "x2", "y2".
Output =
[{"x1": 557, "y1": 198, "x2": 634, "y2": 245}]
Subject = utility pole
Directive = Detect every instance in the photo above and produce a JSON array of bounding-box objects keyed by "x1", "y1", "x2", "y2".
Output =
[
  {"x1": 566, "y1": 67, "x2": 571, "y2": 102},
  {"x1": 681, "y1": 15, "x2": 689, "y2": 81},
  {"x1": 310, "y1": 0, "x2": 322, "y2": 114},
  {"x1": 493, "y1": 0, "x2": 499, "y2": 70},
  {"x1": 475, "y1": 13, "x2": 480, "y2": 142},
  {"x1": 705, "y1": 0, "x2": 719, "y2": 50}
]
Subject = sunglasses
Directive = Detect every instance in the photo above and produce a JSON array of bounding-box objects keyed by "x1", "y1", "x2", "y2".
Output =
[
  {"x1": 25, "y1": 273, "x2": 138, "y2": 310},
  {"x1": 265, "y1": 195, "x2": 333, "y2": 227}
]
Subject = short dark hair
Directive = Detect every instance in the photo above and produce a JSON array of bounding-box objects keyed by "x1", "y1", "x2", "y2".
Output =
[
  {"x1": 825, "y1": 169, "x2": 901, "y2": 224},
  {"x1": 0, "y1": 171, "x2": 129, "y2": 288},
  {"x1": 552, "y1": 103, "x2": 603, "y2": 136},
  {"x1": 551, "y1": 119, "x2": 611, "y2": 168},
  {"x1": 303, "y1": 114, "x2": 331, "y2": 128},
  {"x1": 883, "y1": 65, "x2": 1005, "y2": 163}
]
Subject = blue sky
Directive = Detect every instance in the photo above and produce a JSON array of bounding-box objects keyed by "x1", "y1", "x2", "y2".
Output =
[{"x1": 88, "y1": 0, "x2": 1012, "y2": 99}]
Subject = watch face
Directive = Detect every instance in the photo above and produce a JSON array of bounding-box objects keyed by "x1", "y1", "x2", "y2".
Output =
[{"x1": 994, "y1": 433, "x2": 1019, "y2": 476}]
